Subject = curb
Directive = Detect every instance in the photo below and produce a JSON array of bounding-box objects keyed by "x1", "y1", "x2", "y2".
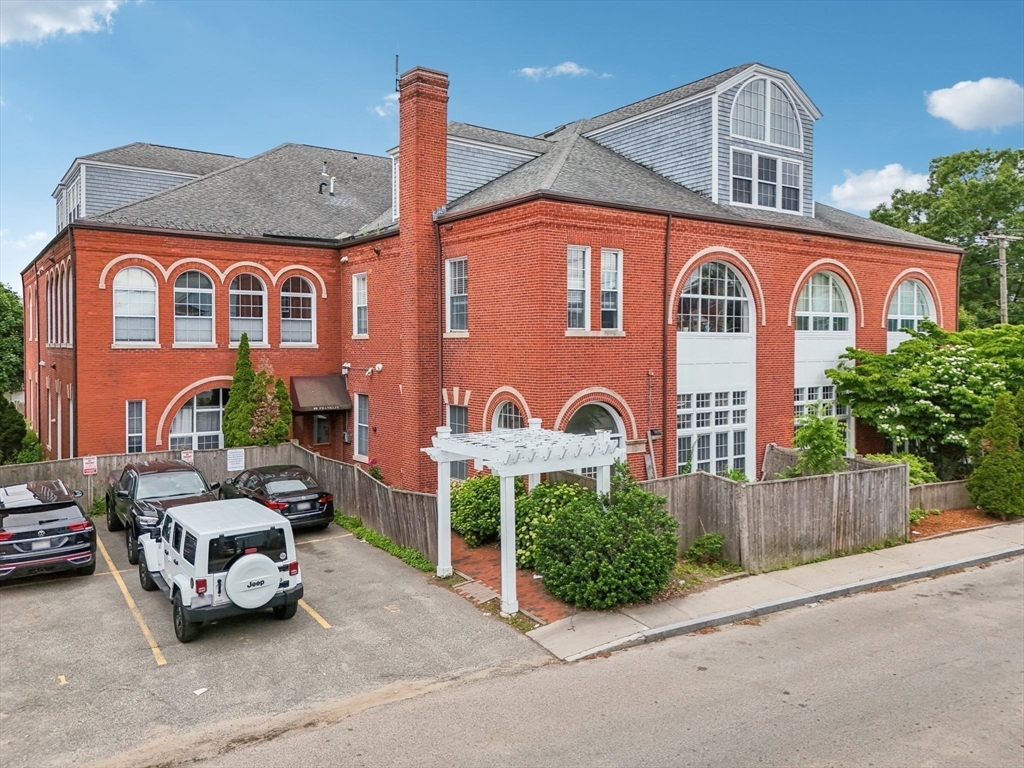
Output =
[{"x1": 565, "y1": 546, "x2": 1024, "y2": 662}]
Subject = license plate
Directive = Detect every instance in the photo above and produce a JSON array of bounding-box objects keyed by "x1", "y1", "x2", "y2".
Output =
[
  {"x1": 295, "y1": 502, "x2": 311, "y2": 511},
  {"x1": 31, "y1": 539, "x2": 51, "y2": 550}
]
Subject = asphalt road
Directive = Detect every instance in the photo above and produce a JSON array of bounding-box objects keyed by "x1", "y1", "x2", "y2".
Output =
[
  {"x1": 199, "y1": 557, "x2": 1024, "y2": 768},
  {"x1": 0, "y1": 522, "x2": 545, "y2": 768}
]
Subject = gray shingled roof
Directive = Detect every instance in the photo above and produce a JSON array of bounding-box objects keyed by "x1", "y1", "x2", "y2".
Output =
[
  {"x1": 447, "y1": 122, "x2": 552, "y2": 154},
  {"x1": 93, "y1": 144, "x2": 391, "y2": 240},
  {"x1": 80, "y1": 143, "x2": 239, "y2": 176}
]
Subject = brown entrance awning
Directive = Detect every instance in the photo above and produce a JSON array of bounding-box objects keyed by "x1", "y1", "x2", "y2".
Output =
[{"x1": 290, "y1": 374, "x2": 352, "y2": 413}]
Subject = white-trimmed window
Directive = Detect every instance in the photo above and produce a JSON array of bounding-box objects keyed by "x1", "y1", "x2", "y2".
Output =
[
  {"x1": 732, "y1": 150, "x2": 801, "y2": 212},
  {"x1": 888, "y1": 279, "x2": 932, "y2": 333},
  {"x1": 794, "y1": 385, "x2": 848, "y2": 435},
  {"x1": 678, "y1": 261, "x2": 750, "y2": 333},
  {"x1": 796, "y1": 272, "x2": 850, "y2": 332},
  {"x1": 229, "y1": 273, "x2": 266, "y2": 344},
  {"x1": 448, "y1": 404, "x2": 468, "y2": 480},
  {"x1": 731, "y1": 78, "x2": 802, "y2": 149},
  {"x1": 126, "y1": 400, "x2": 145, "y2": 453},
  {"x1": 446, "y1": 258, "x2": 468, "y2": 332},
  {"x1": 677, "y1": 390, "x2": 748, "y2": 476},
  {"x1": 174, "y1": 271, "x2": 214, "y2": 343},
  {"x1": 600, "y1": 249, "x2": 622, "y2": 331},
  {"x1": 169, "y1": 388, "x2": 229, "y2": 450},
  {"x1": 355, "y1": 394, "x2": 370, "y2": 458},
  {"x1": 493, "y1": 401, "x2": 524, "y2": 430},
  {"x1": 567, "y1": 245, "x2": 590, "y2": 329},
  {"x1": 353, "y1": 273, "x2": 368, "y2": 336},
  {"x1": 113, "y1": 267, "x2": 157, "y2": 343},
  {"x1": 281, "y1": 276, "x2": 314, "y2": 344}
]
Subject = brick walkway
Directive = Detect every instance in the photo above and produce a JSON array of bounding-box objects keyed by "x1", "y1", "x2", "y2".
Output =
[{"x1": 451, "y1": 534, "x2": 571, "y2": 625}]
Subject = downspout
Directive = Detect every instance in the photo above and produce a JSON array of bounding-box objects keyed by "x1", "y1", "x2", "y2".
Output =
[
  {"x1": 434, "y1": 221, "x2": 444, "y2": 427},
  {"x1": 662, "y1": 214, "x2": 672, "y2": 478},
  {"x1": 68, "y1": 225, "x2": 77, "y2": 458},
  {"x1": 35, "y1": 262, "x2": 43, "y2": 437}
]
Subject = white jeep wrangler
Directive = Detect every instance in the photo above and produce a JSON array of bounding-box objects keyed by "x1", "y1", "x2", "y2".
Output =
[{"x1": 138, "y1": 498, "x2": 304, "y2": 643}]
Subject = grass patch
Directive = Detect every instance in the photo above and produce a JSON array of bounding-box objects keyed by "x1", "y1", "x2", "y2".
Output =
[
  {"x1": 662, "y1": 558, "x2": 744, "y2": 600},
  {"x1": 478, "y1": 599, "x2": 539, "y2": 633},
  {"x1": 909, "y1": 507, "x2": 940, "y2": 525},
  {"x1": 334, "y1": 513, "x2": 434, "y2": 573},
  {"x1": 89, "y1": 496, "x2": 105, "y2": 517}
]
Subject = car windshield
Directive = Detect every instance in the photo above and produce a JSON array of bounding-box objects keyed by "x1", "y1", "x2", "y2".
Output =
[
  {"x1": 265, "y1": 476, "x2": 317, "y2": 494},
  {"x1": 208, "y1": 527, "x2": 287, "y2": 573},
  {"x1": 137, "y1": 471, "x2": 207, "y2": 500}
]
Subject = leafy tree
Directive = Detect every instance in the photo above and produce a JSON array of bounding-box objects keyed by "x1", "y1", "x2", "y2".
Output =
[
  {"x1": 965, "y1": 393, "x2": 1024, "y2": 518},
  {"x1": 14, "y1": 429, "x2": 43, "y2": 464},
  {"x1": 828, "y1": 323, "x2": 1024, "y2": 478},
  {"x1": 870, "y1": 149, "x2": 1024, "y2": 327},
  {"x1": 222, "y1": 334, "x2": 256, "y2": 447},
  {"x1": 0, "y1": 397, "x2": 26, "y2": 464},
  {"x1": 0, "y1": 283, "x2": 24, "y2": 395},
  {"x1": 863, "y1": 453, "x2": 939, "y2": 486},
  {"x1": 248, "y1": 367, "x2": 292, "y2": 445},
  {"x1": 787, "y1": 405, "x2": 848, "y2": 477}
]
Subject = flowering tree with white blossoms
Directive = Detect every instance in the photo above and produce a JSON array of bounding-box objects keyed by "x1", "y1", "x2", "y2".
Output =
[{"x1": 828, "y1": 323, "x2": 1024, "y2": 479}]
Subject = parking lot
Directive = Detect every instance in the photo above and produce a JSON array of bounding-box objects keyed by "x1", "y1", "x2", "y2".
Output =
[{"x1": 0, "y1": 521, "x2": 547, "y2": 768}]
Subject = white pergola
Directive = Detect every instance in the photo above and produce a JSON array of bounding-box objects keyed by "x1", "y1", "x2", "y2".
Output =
[{"x1": 422, "y1": 418, "x2": 621, "y2": 615}]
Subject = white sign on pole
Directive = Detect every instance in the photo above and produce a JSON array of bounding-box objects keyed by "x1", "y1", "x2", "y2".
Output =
[
  {"x1": 180, "y1": 449, "x2": 195, "y2": 465},
  {"x1": 82, "y1": 456, "x2": 98, "y2": 476},
  {"x1": 226, "y1": 448, "x2": 245, "y2": 473}
]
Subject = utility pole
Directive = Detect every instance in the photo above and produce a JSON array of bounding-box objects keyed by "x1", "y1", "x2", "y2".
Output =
[{"x1": 982, "y1": 231, "x2": 1021, "y2": 324}]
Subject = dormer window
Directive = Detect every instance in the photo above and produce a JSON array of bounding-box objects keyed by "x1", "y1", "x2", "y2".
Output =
[
  {"x1": 731, "y1": 78, "x2": 802, "y2": 149},
  {"x1": 732, "y1": 150, "x2": 801, "y2": 212}
]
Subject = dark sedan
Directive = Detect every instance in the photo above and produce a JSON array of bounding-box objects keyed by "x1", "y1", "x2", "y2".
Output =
[
  {"x1": 219, "y1": 465, "x2": 334, "y2": 530},
  {"x1": 0, "y1": 480, "x2": 96, "y2": 581}
]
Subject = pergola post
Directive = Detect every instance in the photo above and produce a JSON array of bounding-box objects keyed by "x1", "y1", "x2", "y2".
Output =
[
  {"x1": 527, "y1": 419, "x2": 542, "y2": 491},
  {"x1": 498, "y1": 473, "x2": 518, "y2": 615},
  {"x1": 435, "y1": 426, "x2": 453, "y2": 577},
  {"x1": 596, "y1": 464, "x2": 611, "y2": 496}
]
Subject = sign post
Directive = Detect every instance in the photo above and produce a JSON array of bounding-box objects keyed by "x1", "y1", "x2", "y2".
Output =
[{"x1": 82, "y1": 456, "x2": 97, "y2": 476}]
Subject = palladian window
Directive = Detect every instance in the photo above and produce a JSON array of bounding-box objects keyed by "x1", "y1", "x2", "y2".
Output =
[
  {"x1": 678, "y1": 262, "x2": 750, "y2": 333},
  {"x1": 732, "y1": 78, "x2": 802, "y2": 149}
]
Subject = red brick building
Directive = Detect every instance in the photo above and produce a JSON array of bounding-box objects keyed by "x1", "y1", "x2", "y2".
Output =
[{"x1": 22, "y1": 63, "x2": 961, "y2": 492}]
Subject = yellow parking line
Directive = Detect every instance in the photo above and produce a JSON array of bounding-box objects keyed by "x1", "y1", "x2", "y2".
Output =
[
  {"x1": 298, "y1": 599, "x2": 331, "y2": 629},
  {"x1": 296, "y1": 533, "x2": 353, "y2": 545},
  {"x1": 96, "y1": 537, "x2": 167, "y2": 666}
]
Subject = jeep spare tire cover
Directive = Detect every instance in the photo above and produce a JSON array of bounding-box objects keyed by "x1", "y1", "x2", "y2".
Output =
[{"x1": 224, "y1": 554, "x2": 279, "y2": 609}]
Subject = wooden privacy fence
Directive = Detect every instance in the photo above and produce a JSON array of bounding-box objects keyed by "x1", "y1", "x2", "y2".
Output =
[
  {"x1": 909, "y1": 480, "x2": 971, "y2": 511},
  {"x1": 760, "y1": 443, "x2": 887, "y2": 479},
  {"x1": 0, "y1": 443, "x2": 438, "y2": 563}
]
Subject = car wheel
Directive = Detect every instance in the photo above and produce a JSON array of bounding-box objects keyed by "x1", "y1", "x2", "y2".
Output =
[
  {"x1": 77, "y1": 559, "x2": 97, "y2": 576},
  {"x1": 273, "y1": 603, "x2": 298, "y2": 620},
  {"x1": 138, "y1": 553, "x2": 157, "y2": 591},
  {"x1": 106, "y1": 500, "x2": 123, "y2": 532},
  {"x1": 173, "y1": 592, "x2": 199, "y2": 643},
  {"x1": 126, "y1": 525, "x2": 139, "y2": 565}
]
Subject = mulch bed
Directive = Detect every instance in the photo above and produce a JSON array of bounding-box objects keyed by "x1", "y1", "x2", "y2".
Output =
[{"x1": 909, "y1": 507, "x2": 1004, "y2": 540}]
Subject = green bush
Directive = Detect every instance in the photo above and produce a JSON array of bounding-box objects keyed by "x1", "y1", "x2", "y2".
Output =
[
  {"x1": 909, "y1": 507, "x2": 939, "y2": 525},
  {"x1": 726, "y1": 468, "x2": 749, "y2": 483},
  {"x1": 965, "y1": 393, "x2": 1024, "y2": 518},
  {"x1": 534, "y1": 463, "x2": 678, "y2": 609},
  {"x1": 450, "y1": 474, "x2": 525, "y2": 548},
  {"x1": 788, "y1": 404, "x2": 848, "y2": 477},
  {"x1": 864, "y1": 453, "x2": 940, "y2": 486},
  {"x1": 514, "y1": 481, "x2": 591, "y2": 570},
  {"x1": 684, "y1": 532, "x2": 725, "y2": 564}
]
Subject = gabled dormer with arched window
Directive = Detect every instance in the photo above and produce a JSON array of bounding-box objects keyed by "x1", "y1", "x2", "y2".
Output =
[{"x1": 717, "y1": 66, "x2": 820, "y2": 217}]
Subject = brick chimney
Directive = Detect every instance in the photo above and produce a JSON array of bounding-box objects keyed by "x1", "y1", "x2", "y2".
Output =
[{"x1": 397, "y1": 66, "x2": 448, "y2": 491}]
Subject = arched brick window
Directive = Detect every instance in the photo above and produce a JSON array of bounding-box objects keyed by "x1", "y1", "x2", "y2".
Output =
[
  {"x1": 174, "y1": 270, "x2": 214, "y2": 343},
  {"x1": 281, "y1": 276, "x2": 315, "y2": 344},
  {"x1": 113, "y1": 267, "x2": 157, "y2": 343},
  {"x1": 229, "y1": 273, "x2": 266, "y2": 344}
]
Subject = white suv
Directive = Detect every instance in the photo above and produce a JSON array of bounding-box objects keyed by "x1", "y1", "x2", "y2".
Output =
[{"x1": 138, "y1": 498, "x2": 304, "y2": 643}]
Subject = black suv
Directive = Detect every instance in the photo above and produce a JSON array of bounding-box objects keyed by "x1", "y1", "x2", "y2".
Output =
[
  {"x1": 0, "y1": 480, "x2": 96, "y2": 581},
  {"x1": 105, "y1": 460, "x2": 218, "y2": 566}
]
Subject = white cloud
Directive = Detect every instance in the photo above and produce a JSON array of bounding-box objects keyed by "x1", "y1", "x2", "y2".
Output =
[
  {"x1": 926, "y1": 77, "x2": 1024, "y2": 131},
  {"x1": 515, "y1": 61, "x2": 610, "y2": 80},
  {"x1": 830, "y1": 164, "x2": 929, "y2": 212},
  {"x1": 0, "y1": 230, "x2": 49, "y2": 250},
  {"x1": 0, "y1": 1, "x2": 123, "y2": 45},
  {"x1": 372, "y1": 92, "x2": 399, "y2": 117}
]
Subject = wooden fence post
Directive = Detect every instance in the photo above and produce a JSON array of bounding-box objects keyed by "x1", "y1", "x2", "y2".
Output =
[{"x1": 737, "y1": 481, "x2": 751, "y2": 573}]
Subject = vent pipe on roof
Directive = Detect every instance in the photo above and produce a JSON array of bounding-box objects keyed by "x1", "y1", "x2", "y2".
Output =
[
  {"x1": 329, "y1": 176, "x2": 336, "y2": 196},
  {"x1": 321, "y1": 161, "x2": 329, "y2": 177}
]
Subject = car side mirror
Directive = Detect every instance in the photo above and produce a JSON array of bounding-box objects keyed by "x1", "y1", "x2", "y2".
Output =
[
  {"x1": 72, "y1": 490, "x2": 83, "y2": 498},
  {"x1": 210, "y1": 482, "x2": 220, "y2": 491},
  {"x1": 116, "y1": 489, "x2": 130, "y2": 500}
]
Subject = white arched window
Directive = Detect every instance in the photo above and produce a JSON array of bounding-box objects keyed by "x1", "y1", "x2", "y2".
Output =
[
  {"x1": 888, "y1": 279, "x2": 932, "y2": 333},
  {"x1": 731, "y1": 78, "x2": 802, "y2": 149},
  {"x1": 679, "y1": 261, "x2": 750, "y2": 333},
  {"x1": 493, "y1": 401, "x2": 524, "y2": 430},
  {"x1": 113, "y1": 267, "x2": 157, "y2": 343},
  {"x1": 174, "y1": 270, "x2": 214, "y2": 343},
  {"x1": 281, "y1": 276, "x2": 315, "y2": 344},
  {"x1": 565, "y1": 402, "x2": 625, "y2": 478},
  {"x1": 795, "y1": 272, "x2": 849, "y2": 331},
  {"x1": 169, "y1": 388, "x2": 230, "y2": 450},
  {"x1": 229, "y1": 273, "x2": 266, "y2": 344}
]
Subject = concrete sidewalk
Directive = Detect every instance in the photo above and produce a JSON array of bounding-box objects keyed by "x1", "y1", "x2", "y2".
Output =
[{"x1": 527, "y1": 521, "x2": 1024, "y2": 661}]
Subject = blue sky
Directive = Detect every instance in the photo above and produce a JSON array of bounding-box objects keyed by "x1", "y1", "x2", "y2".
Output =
[{"x1": 1, "y1": 0, "x2": 1022, "y2": 292}]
